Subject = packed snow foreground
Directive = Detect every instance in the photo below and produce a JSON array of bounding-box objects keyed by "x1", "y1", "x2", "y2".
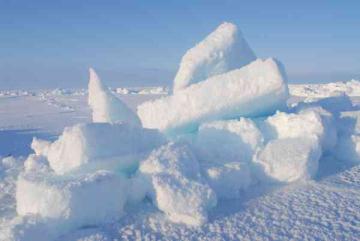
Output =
[{"x1": 4, "y1": 22, "x2": 360, "y2": 240}]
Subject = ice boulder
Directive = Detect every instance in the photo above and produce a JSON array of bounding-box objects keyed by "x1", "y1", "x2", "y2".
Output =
[
  {"x1": 254, "y1": 138, "x2": 321, "y2": 183},
  {"x1": 333, "y1": 112, "x2": 360, "y2": 163},
  {"x1": 16, "y1": 170, "x2": 128, "y2": 228},
  {"x1": 336, "y1": 111, "x2": 360, "y2": 136},
  {"x1": 203, "y1": 162, "x2": 251, "y2": 199},
  {"x1": 334, "y1": 134, "x2": 360, "y2": 163},
  {"x1": 31, "y1": 137, "x2": 51, "y2": 156},
  {"x1": 88, "y1": 68, "x2": 141, "y2": 126},
  {"x1": 138, "y1": 58, "x2": 289, "y2": 134},
  {"x1": 263, "y1": 107, "x2": 337, "y2": 152},
  {"x1": 173, "y1": 22, "x2": 256, "y2": 92},
  {"x1": 139, "y1": 142, "x2": 216, "y2": 226},
  {"x1": 194, "y1": 118, "x2": 263, "y2": 164},
  {"x1": 37, "y1": 123, "x2": 166, "y2": 174},
  {"x1": 23, "y1": 154, "x2": 51, "y2": 173}
]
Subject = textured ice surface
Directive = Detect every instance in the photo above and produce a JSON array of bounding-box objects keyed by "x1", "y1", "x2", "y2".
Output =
[
  {"x1": 16, "y1": 170, "x2": 128, "y2": 228},
  {"x1": 114, "y1": 165, "x2": 360, "y2": 241},
  {"x1": 39, "y1": 123, "x2": 165, "y2": 174},
  {"x1": 264, "y1": 107, "x2": 337, "y2": 152},
  {"x1": 173, "y1": 22, "x2": 256, "y2": 92},
  {"x1": 254, "y1": 138, "x2": 321, "y2": 183},
  {"x1": 294, "y1": 94, "x2": 354, "y2": 115},
  {"x1": 88, "y1": 68, "x2": 141, "y2": 126},
  {"x1": 139, "y1": 142, "x2": 216, "y2": 226},
  {"x1": 23, "y1": 154, "x2": 50, "y2": 173},
  {"x1": 334, "y1": 111, "x2": 360, "y2": 163},
  {"x1": 30, "y1": 138, "x2": 51, "y2": 156},
  {"x1": 335, "y1": 134, "x2": 360, "y2": 163},
  {"x1": 138, "y1": 58, "x2": 289, "y2": 134},
  {"x1": 204, "y1": 162, "x2": 251, "y2": 199},
  {"x1": 194, "y1": 118, "x2": 263, "y2": 164}
]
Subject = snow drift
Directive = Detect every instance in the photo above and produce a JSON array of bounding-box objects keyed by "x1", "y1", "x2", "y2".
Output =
[
  {"x1": 138, "y1": 58, "x2": 289, "y2": 134},
  {"x1": 173, "y1": 22, "x2": 256, "y2": 92}
]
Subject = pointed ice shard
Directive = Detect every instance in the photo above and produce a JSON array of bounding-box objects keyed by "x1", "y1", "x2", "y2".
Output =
[
  {"x1": 173, "y1": 22, "x2": 256, "y2": 92},
  {"x1": 88, "y1": 68, "x2": 141, "y2": 126}
]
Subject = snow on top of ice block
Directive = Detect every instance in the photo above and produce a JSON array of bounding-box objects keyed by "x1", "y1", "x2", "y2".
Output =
[
  {"x1": 88, "y1": 68, "x2": 141, "y2": 126},
  {"x1": 173, "y1": 22, "x2": 256, "y2": 92},
  {"x1": 138, "y1": 58, "x2": 289, "y2": 134},
  {"x1": 41, "y1": 122, "x2": 165, "y2": 175}
]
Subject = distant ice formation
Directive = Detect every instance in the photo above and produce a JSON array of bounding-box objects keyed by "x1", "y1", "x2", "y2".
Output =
[{"x1": 289, "y1": 79, "x2": 360, "y2": 97}]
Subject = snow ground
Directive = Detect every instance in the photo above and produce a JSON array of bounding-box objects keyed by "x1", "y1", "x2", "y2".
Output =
[{"x1": 0, "y1": 83, "x2": 359, "y2": 241}]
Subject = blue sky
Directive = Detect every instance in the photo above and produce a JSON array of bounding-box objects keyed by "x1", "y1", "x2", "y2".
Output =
[{"x1": 1, "y1": 0, "x2": 359, "y2": 89}]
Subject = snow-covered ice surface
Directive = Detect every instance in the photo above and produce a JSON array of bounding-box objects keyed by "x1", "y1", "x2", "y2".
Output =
[
  {"x1": 113, "y1": 166, "x2": 360, "y2": 241},
  {"x1": 0, "y1": 84, "x2": 360, "y2": 240},
  {"x1": 289, "y1": 79, "x2": 360, "y2": 98}
]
